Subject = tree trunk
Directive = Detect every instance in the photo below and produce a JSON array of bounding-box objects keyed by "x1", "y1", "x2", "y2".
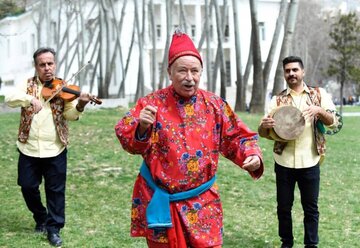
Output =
[
  {"x1": 31, "y1": 0, "x2": 46, "y2": 48},
  {"x1": 117, "y1": 25, "x2": 136, "y2": 98},
  {"x1": 134, "y1": 0, "x2": 145, "y2": 100},
  {"x1": 114, "y1": 0, "x2": 129, "y2": 97},
  {"x1": 232, "y1": 0, "x2": 244, "y2": 112},
  {"x1": 204, "y1": 0, "x2": 212, "y2": 92},
  {"x1": 89, "y1": 31, "x2": 101, "y2": 94},
  {"x1": 212, "y1": 0, "x2": 227, "y2": 98},
  {"x1": 45, "y1": 0, "x2": 51, "y2": 45},
  {"x1": 158, "y1": 0, "x2": 172, "y2": 89},
  {"x1": 339, "y1": 79, "x2": 344, "y2": 115},
  {"x1": 179, "y1": 0, "x2": 187, "y2": 33},
  {"x1": 99, "y1": 0, "x2": 111, "y2": 98},
  {"x1": 263, "y1": 0, "x2": 288, "y2": 92},
  {"x1": 272, "y1": 0, "x2": 299, "y2": 96},
  {"x1": 76, "y1": 0, "x2": 87, "y2": 87},
  {"x1": 197, "y1": 0, "x2": 213, "y2": 52},
  {"x1": 98, "y1": 9, "x2": 105, "y2": 98},
  {"x1": 149, "y1": 0, "x2": 157, "y2": 92},
  {"x1": 249, "y1": 0, "x2": 265, "y2": 113},
  {"x1": 241, "y1": 32, "x2": 254, "y2": 112},
  {"x1": 106, "y1": 0, "x2": 123, "y2": 96}
]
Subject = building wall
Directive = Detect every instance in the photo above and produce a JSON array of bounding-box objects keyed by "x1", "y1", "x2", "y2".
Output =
[{"x1": 0, "y1": 11, "x2": 35, "y2": 95}]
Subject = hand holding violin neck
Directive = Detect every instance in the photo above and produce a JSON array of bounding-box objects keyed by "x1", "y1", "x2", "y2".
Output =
[{"x1": 62, "y1": 86, "x2": 80, "y2": 97}]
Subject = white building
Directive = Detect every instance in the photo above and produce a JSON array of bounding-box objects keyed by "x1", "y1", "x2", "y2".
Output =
[{"x1": 0, "y1": 0, "x2": 283, "y2": 108}]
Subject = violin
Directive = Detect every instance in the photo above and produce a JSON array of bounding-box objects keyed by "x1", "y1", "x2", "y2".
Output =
[{"x1": 41, "y1": 78, "x2": 102, "y2": 105}]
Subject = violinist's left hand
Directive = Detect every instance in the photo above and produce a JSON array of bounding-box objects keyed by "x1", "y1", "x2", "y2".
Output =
[{"x1": 76, "y1": 92, "x2": 92, "y2": 112}]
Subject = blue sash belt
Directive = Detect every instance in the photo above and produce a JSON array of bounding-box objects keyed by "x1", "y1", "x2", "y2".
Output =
[{"x1": 140, "y1": 161, "x2": 216, "y2": 229}]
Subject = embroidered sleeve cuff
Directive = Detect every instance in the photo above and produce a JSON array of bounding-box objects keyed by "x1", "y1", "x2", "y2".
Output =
[
  {"x1": 323, "y1": 110, "x2": 343, "y2": 135},
  {"x1": 135, "y1": 125, "x2": 152, "y2": 141},
  {"x1": 136, "y1": 131, "x2": 148, "y2": 141}
]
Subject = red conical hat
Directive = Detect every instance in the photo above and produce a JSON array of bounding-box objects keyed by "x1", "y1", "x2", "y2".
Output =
[{"x1": 168, "y1": 29, "x2": 202, "y2": 67}]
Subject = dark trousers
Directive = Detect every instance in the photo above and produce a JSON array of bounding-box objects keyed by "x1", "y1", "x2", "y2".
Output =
[
  {"x1": 275, "y1": 162, "x2": 320, "y2": 247},
  {"x1": 18, "y1": 149, "x2": 67, "y2": 233}
]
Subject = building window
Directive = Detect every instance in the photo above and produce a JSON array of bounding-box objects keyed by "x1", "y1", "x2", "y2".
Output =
[
  {"x1": 191, "y1": 25, "x2": 196, "y2": 38},
  {"x1": 224, "y1": 24, "x2": 229, "y2": 41},
  {"x1": 4, "y1": 79, "x2": 14, "y2": 86},
  {"x1": 259, "y1": 22, "x2": 265, "y2": 41},
  {"x1": 225, "y1": 60, "x2": 231, "y2": 86},
  {"x1": 156, "y1": 25, "x2": 161, "y2": 39}
]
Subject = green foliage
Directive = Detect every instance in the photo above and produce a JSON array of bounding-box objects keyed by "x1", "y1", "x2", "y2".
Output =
[
  {"x1": 328, "y1": 12, "x2": 360, "y2": 82},
  {"x1": 0, "y1": 0, "x2": 25, "y2": 20},
  {"x1": 0, "y1": 108, "x2": 359, "y2": 247}
]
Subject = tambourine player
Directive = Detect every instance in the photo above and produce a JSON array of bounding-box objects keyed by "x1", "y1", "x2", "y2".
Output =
[{"x1": 258, "y1": 56, "x2": 341, "y2": 248}]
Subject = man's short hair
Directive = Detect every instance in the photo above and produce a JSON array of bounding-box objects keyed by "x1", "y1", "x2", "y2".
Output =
[
  {"x1": 33, "y1": 47, "x2": 56, "y2": 64},
  {"x1": 282, "y1": 56, "x2": 304, "y2": 69}
]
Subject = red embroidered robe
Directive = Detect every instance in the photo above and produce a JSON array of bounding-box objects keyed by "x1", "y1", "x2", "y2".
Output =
[{"x1": 115, "y1": 85, "x2": 263, "y2": 247}]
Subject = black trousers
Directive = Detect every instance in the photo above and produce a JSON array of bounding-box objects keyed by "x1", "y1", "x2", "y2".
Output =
[
  {"x1": 275, "y1": 162, "x2": 320, "y2": 247},
  {"x1": 17, "y1": 149, "x2": 67, "y2": 233}
]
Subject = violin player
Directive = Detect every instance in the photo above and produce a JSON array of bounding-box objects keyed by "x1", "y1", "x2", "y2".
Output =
[{"x1": 5, "y1": 47, "x2": 93, "y2": 247}]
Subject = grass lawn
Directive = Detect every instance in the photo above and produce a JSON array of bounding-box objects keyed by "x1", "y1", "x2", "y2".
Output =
[{"x1": 0, "y1": 107, "x2": 359, "y2": 248}]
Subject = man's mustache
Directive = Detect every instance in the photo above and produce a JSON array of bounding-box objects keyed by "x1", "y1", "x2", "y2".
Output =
[{"x1": 181, "y1": 81, "x2": 195, "y2": 86}]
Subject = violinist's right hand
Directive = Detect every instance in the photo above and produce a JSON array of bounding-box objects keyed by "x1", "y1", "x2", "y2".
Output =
[
  {"x1": 30, "y1": 98, "x2": 42, "y2": 114},
  {"x1": 138, "y1": 105, "x2": 157, "y2": 136}
]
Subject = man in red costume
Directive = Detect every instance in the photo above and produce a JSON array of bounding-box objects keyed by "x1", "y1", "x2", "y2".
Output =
[{"x1": 115, "y1": 30, "x2": 264, "y2": 248}]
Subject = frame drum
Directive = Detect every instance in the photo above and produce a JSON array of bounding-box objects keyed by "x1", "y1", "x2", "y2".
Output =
[{"x1": 270, "y1": 106, "x2": 305, "y2": 141}]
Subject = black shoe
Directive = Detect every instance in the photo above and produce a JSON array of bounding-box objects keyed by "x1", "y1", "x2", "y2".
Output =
[
  {"x1": 34, "y1": 223, "x2": 46, "y2": 234},
  {"x1": 281, "y1": 245, "x2": 293, "y2": 248},
  {"x1": 47, "y1": 232, "x2": 62, "y2": 247}
]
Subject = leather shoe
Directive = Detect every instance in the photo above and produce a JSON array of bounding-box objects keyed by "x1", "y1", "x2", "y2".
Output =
[
  {"x1": 34, "y1": 223, "x2": 46, "y2": 234},
  {"x1": 47, "y1": 232, "x2": 62, "y2": 247}
]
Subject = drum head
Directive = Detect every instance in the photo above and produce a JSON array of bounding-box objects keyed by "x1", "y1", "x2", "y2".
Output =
[{"x1": 271, "y1": 106, "x2": 305, "y2": 141}]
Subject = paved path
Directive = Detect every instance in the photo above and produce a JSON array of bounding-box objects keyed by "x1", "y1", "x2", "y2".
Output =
[
  {"x1": 0, "y1": 99, "x2": 129, "y2": 114},
  {"x1": 342, "y1": 112, "x2": 360, "y2": 117},
  {"x1": 0, "y1": 103, "x2": 19, "y2": 113}
]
